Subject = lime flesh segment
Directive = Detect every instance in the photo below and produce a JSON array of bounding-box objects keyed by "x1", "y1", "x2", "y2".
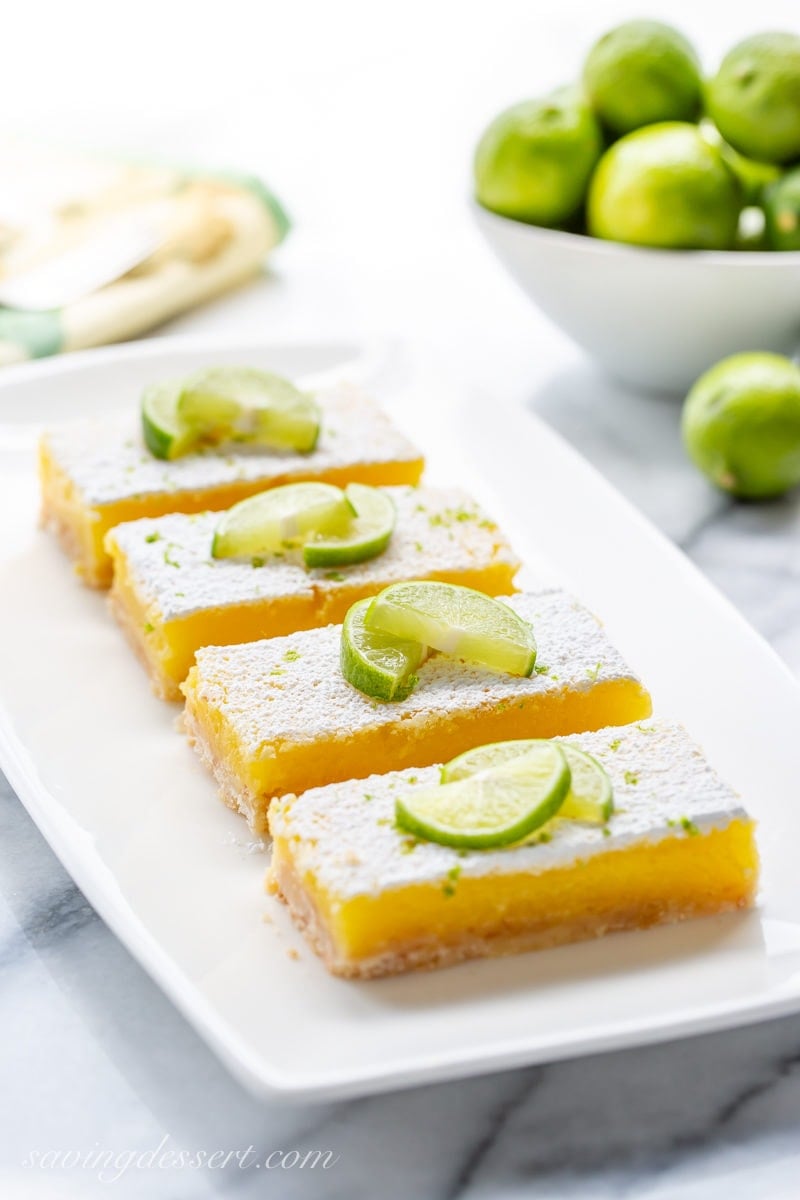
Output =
[
  {"x1": 558, "y1": 746, "x2": 614, "y2": 822},
  {"x1": 142, "y1": 380, "x2": 201, "y2": 461},
  {"x1": 365, "y1": 581, "x2": 536, "y2": 676},
  {"x1": 442, "y1": 739, "x2": 614, "y2": 823},
  {"x1": 340, "y1": 598, "x2": 428, "y2": 702},
  {"x1": 211, "y1": 482, "x2": 352, "y2": 560},
  {"x1": 396, "y1": 742, "x2": 571, "y2": 849},
  {"x1": 303, "y1": 484, "x2": 396, "y2": 568},
  {"x1": 179, "y1": 367, "x2": 320, "y2": 453}
]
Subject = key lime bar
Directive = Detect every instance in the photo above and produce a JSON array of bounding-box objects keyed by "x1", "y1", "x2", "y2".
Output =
[
  {"x1": 106, "y1": 487, "x2": 520, "y2": 700},
  {"x1": 268, "y1": 721, "x2": 759, "y2": 978},
  {"x1": 39, "y1": 383, "x2": 424, "y2": 587},
  {"x1": 182, "y1": 589, "x2": 651, "y2": 832}
]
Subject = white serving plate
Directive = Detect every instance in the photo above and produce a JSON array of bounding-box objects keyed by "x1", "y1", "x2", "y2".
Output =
[{"x1": 2, "y1": 337, "x2": 800, "y2": 1102}]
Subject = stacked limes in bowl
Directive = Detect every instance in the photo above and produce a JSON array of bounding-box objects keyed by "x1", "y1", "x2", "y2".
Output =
[{"x1": 474, "y1": 20, "x2": 800, "y2": 252}]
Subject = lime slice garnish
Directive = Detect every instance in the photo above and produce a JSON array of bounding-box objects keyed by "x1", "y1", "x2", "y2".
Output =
[
  {"x1": 559, "y1": 746, "x2": 614, "y2": 823},
  {"x1": 180, "y1": 367, "x2": 320, "y2": 453},
  {"x1": 441, "y1": 739, "x2": 537, "y2": 782},
  {"x1": 395, "y1": 742, "x2": 571, "y2": 849},
  {"x1": 211, "y1": 482, "x2": 352, "y2": 560},
  {"x1": 141, "y1": 380, "x2": 206, "y2": 461},
  {"x1": 303, "y1": 484, "x2": 396, "y2": 568},
  {"x1": 442, "y1": 739, "x2": 614, "y2": 823},
  {"x1": 340, "y1": 597, "x2": 428, "y2": 702},
  {"x1": 365, "y1": 581, "x2": 536, "y2": 677}
]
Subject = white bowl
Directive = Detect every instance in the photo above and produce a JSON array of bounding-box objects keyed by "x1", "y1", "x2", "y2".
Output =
[{"x1": 473, "y1": 202, "x2": 800, "y2": 393}]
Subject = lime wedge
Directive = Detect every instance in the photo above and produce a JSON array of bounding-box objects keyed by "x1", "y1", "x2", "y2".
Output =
[
  {"x1": 179, "y1": 367, "x2": 320, "y2": 453},
  {"x1": 365, "y1": 581, "x2": 536, "y2": 676},
  {"x1": 559, "y1": 746, "x2": 614, "y2": 823},
  {"x1": 211, "y1": 482, "x2": 352, "y2": 560},
  {"x1": 442, "y1": 739, "x2": 614, "y2": 823},
  {"x1": 303, "y1": 484, "x2": 396, "y2": 568},
  {"x1": 142, "y1": 380, "x2": 204, "y2": 461},
  {"x1": 341, "y1": 598, "x2": 428, "y2": 702},
  {"x1": 395, "y1": 742, "x2": 571, "y2": 849},
  {"x1": 441, "y1": 739, "x2": 537, "y2": 782}
]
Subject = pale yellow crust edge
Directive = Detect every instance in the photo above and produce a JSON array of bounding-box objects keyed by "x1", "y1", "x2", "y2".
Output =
[{"x1": 181, "y1": 704, "x2": 266, "y2": 831}]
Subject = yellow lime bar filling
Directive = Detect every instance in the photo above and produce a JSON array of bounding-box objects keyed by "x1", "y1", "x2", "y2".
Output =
[
  {"x1": 39, "y1": 383, "x2": 424, "y2": 587},
  {"x1": 181, "y1": 589, "x2": 652, "y2": 833},
  {"x1": 268, "y1": 720, "x2": 759, "y2": 978},
  {"x1": 105, "y1": 487, "x2": 521, "y2": 700}
]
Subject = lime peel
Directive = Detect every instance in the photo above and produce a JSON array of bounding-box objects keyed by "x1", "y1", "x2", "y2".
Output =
[{"x1": 340, "y1": 598, "x2": 428, "y2": 703}]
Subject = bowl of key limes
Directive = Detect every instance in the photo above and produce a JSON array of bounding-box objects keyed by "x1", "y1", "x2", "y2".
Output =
[{"x1": 473, "y1": 20, "x2": 800, "y2": 392}]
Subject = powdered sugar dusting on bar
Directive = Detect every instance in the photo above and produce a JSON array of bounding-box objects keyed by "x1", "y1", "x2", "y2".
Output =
[
  {"x1": 186, "y1": 590, "x2": 643, "y2": 749},
  {"x1": 107, "y1": 487, "x2": 520, "y2": 621},
  {"x1": 43, "y1": 384, "x2": 421, "y2": 506},
  {"x1": 269, "y1": 721, "x2": 750, "y2": 897}
]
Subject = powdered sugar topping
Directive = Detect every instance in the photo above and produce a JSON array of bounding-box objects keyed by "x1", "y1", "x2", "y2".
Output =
[
  {"x1": 269, "y1": 720, "x2": 750, "y2": 897},
  {"x1": 186, "y1": 590, "x2": 645, "y2": 749},
  {"x1": 43, "y1": 383, "x2": 422, "y2": 506},
  {"x1": 107, "y1": 487, "x2": 519, "y2": 621}
]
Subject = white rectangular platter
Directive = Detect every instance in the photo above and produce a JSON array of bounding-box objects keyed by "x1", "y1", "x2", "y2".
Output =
[{"x1": 2, "y1": 337, "x2": 800, "y2": 1101}]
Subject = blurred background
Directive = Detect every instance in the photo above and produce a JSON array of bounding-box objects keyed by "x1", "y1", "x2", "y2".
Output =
[{"x1": 3, "y1": 0, "x2": 793, "y2": 367}]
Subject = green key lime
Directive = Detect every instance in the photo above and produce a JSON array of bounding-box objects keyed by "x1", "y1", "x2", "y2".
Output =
[
  {"x1": 303, "y1": 484, "x2": 396, "y2": 568},
  {"x1": 441, "y1": 740, "x2": 613, "y2": 823},
  {"x1": 365, "y1": 581, "x2": 537, "y2": 676},
  {"x1": 700, "y1": 120, "x2": 780, "y2": 206},
  {"x1": 179, "y1": 367, "x2": 320, "y2": 453},
  {"x1": 395, "y1": 742, "x2": 571, "y2": 849},
  {"x1": 682, "y1": 352, "x2": 800, "y2": 499},
  {"x1": 340, "y1": 598, "x2": 428, "y2": 703},
  {"x1": 141, "y1": 380, "x2": 212, "y2": 461},
  {"x1": 587, "y1": 122, "x2": 742, "y2": 250},
  {"x1": 211, "y1": 482, "x2": 352, "y2": 560},
  {"x1": 764, "y1": 167, "x2": 800, "y2": 251},
  {"x1": 706, "y1": 33, "x2": 800, "y2": 165},
  {"x1": 474, "y1": 87, "x2": 602, "y2": 227},
  {"x1": 583, "y1": 20, "x2": 702, "y2": 137}
]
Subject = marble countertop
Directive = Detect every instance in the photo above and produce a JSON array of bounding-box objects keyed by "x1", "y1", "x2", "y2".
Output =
[{"x1": 3, "y1": 2, "x2": 800, "y2": 1194}]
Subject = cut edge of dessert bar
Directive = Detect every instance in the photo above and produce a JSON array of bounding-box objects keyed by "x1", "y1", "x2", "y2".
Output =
[
  {"x1": 267, "y1": 720, "x2": 759, "y2": 979},
  {"x1": 181, "y1": 589, "x2": 653, "y2": 833}
]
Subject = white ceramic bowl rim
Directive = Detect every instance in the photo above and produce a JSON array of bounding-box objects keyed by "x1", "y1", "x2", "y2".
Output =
[{"x1": 473, "y1": 199, "x2": 800, "y2": 266}]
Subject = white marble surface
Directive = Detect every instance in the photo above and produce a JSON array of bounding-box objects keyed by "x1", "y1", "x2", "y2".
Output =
[{"x1": 3, "y1": 1, "x2": 800, "y2": 1195}]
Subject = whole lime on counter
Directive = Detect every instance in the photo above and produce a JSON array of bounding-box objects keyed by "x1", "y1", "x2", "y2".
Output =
[
  {"x1": 706, "y1": 32, "x2": 800, "y2": 164},
  {"x1": 764, "y1": 167, "x2": 800, "y2": 251},
  {"x1": 682, "y1": 352, "x2": 800, "y2": 498},
  {"x1": 587, "y1": 122, "x2": 741, "y2": 249},
  {"x1": 474, "y1": 88, "x2": 603, "y2": 226},
  {"x1": 583, "y1": 19, "x2": 703, "y2": 136}
]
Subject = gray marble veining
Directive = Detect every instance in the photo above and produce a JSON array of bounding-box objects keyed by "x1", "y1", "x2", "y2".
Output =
[{"x1": 2, "y1": 358, "x2": 800, "y2": 1199}]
